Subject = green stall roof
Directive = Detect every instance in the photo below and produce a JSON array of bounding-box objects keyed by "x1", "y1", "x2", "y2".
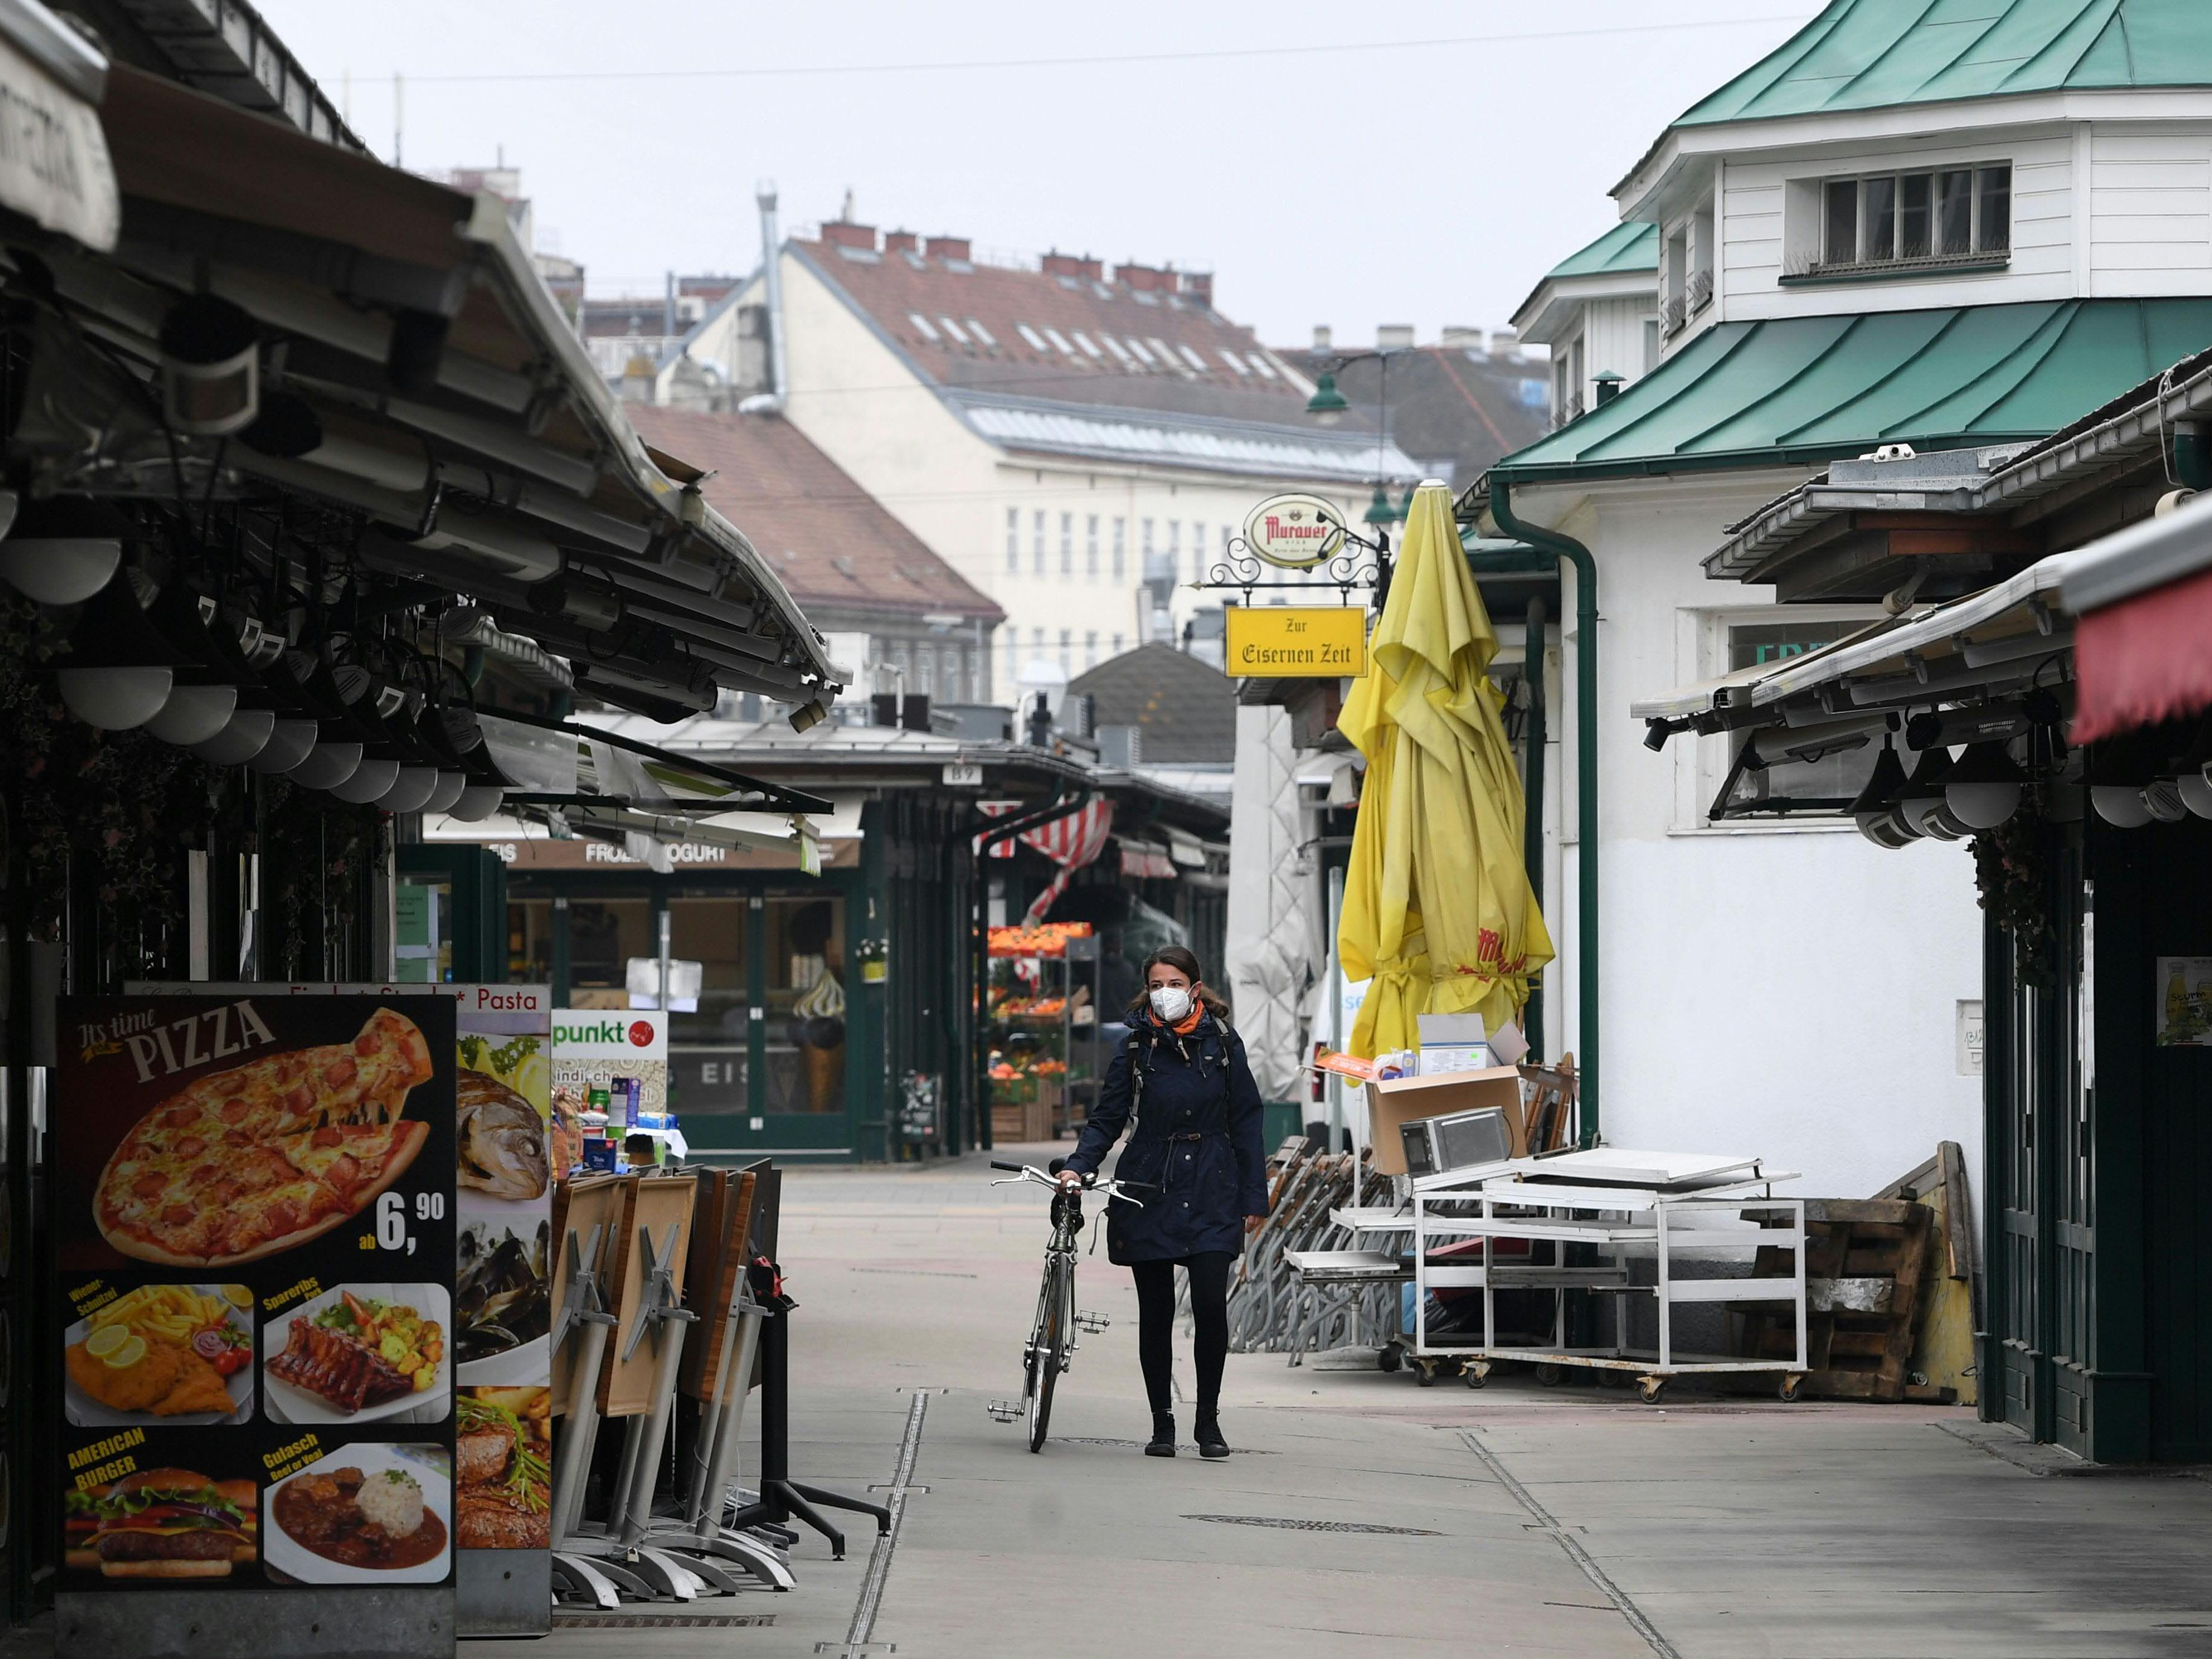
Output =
[
  {"x1": 1546, "y1": 221, "x2": 1660, "y2": 281},
  {"x1": 1489, "y1": 298, "x2": 2212, "y2": 484},
  {"x1": 1680, "y1": 0, "x2": 2212, "y2": 127}
]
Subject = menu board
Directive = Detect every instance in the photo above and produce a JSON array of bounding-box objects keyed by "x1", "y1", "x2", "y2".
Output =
[
  {"x1": 447, "y1": 988, "x2": 552, "y2": 1556},
  {"x1": 54, "y1": 995, "x2": 457, "y2": 1592}
]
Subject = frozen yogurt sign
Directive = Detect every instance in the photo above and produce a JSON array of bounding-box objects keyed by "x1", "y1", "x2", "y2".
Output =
[{"x1": 1242, "y1": 493, "x2": 1347, "y2": 570}]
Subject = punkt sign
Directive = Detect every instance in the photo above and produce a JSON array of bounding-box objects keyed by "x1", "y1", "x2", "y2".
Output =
[{"x1": 1241, "y1": 493, "x2": 1346, "y2": 570}]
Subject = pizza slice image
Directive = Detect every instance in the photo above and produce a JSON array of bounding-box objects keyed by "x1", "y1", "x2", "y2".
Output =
[{"x1": 94, "y1": 1010, "x2": 436, "y2": 1269}]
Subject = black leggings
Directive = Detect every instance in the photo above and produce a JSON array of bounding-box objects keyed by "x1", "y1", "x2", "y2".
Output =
[{"x1": 1130, "y1": 1252, "x2": 1232, "y2": 1417}]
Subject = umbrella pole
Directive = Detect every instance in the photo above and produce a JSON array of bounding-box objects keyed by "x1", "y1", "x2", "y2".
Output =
[
  {"x1": 1326, "y1": 863, "x2": 1345, "y2": 1152},
  {"x1": 1522, "y1": 594, "x2": 1547, "y2": 1060}
]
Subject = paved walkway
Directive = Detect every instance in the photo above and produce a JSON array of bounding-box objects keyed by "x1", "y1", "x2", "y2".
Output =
[{"x1": 488, "y1": 1148, "x2": 2212, "y2": 1659}]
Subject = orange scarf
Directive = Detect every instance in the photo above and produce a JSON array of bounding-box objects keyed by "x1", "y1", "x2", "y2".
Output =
[{"x1": 1168, "y1": 1001, "x2": 1203, "y2": 1037}]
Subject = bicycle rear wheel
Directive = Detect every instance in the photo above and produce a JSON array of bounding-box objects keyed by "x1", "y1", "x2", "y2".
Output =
[{"x1": 1029, "y1": 1257, "x2": 1069, "y2": 1453}]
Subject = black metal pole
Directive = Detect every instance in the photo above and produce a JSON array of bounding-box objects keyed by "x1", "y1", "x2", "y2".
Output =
[{"x1": 1522, "y1": 595, "x2": 1547, "y2": 1058}]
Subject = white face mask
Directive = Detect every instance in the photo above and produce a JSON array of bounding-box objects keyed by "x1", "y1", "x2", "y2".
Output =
[{"x1": 1148, "y1": 984, "x2": 1193, "y2": 1023}]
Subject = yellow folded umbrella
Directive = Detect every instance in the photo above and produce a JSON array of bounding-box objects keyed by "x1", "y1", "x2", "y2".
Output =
[{"x1": 1338, "y1": 482, "x2": 1554, "y2": 1058}]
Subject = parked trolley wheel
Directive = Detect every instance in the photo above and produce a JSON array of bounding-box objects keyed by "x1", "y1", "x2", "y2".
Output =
[
  {"x1": 1637, "y1": 1377, "x2": 1666, "y2": 1406},
  {"x1": 1533, "y1": 1363, "x2": 1565, "y2": 1388},
  {"x1": 1463, "y1": 1360, "x2": 1488, "y2": 1390},
  {"x1": 1779, "y1": 1372, "x2": 1804, "y2": 1403},
  {"x1": 1378, "y1": 1341, "x2": 1403, "y2": 1373},
  {"x1": 1414, "y1": 1360, "x2": 1437, "y2": 1387}
]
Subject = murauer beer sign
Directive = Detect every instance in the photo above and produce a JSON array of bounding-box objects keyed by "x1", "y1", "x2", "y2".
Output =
[
  {"x1": 1242, "y1": 493, "x2": 1346, "y2": 570},
  {"x1": 1225, "y1": 606, "x2": 1369, "y2": 678}
]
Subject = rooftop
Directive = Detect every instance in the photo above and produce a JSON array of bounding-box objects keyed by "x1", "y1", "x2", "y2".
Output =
[
  {"x1": 1489, "y1": 297, "x2": 2212, "y2": 486},
  {"x1": 1677, "y1": 0, "x2": 2212, "y2": 128},
  {"x1": 1546, "y1": 222, "x2": 1662, "y2": 281},
  {"x1": 623, "y1": 406, "x2": 1001, "y2": 626},
  {"x1": 790, "y1": 231, "x2": 1365, "y2": 432},
  {"x1": 1277, "y1": 343, "x2": 1553, "y2": 491},
  {"x1": 1069, "y1": 644, "x2": 1237, "y2": 765}
]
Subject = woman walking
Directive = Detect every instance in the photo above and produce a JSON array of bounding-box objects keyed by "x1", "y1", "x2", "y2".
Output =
[{"x1": 1058, "y1": 946, "x2": 1267, "y2": 1459}]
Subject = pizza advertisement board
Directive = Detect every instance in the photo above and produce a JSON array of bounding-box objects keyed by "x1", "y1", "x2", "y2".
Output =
[
  {"x1": 53, "y1": 994, "x2": 458, "y2": 1597},
  {"x1": 123, "y1": 982, "x2": 556, "y2": 1632}
]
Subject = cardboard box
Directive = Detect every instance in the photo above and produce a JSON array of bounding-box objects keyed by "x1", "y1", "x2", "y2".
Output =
[{"x1": 1366, "y1": 1066, "x2": 1528, "y2": 1175}]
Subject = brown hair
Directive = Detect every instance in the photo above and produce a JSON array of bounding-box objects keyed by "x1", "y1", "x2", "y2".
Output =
[{"x1": 1123, "y1": 944, "x2": 1231, "y2": 1024}]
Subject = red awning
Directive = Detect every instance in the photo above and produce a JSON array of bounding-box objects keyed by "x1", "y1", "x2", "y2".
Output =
[{"x1": 2071, "y1": 563, "x2": 2212, "y2": 744}]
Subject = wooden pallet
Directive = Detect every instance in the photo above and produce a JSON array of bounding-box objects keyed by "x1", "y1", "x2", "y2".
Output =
[{"x1": 1737, "y1": 1198, "x2": 1936, "y2": 1401}]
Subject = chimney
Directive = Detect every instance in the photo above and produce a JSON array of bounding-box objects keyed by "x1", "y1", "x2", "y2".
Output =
[
  {"x1": 1115, "y1": 262, "x2": 1168, "y2": 292},
  {"x1": 1078, "y1": 255, "x2": 1103, "y2": 282},
  {"x1": 1313, "y1": 324, "x2": 1333, "y2": 351},
  {"x1": 925, "y1": 234, "x2": 970, "y2": 261},
  {"x1": 821, "y1": 219, "x2": 877, "y2": 251},
  {"x1": 1377, "y1": 324, "x2": 1415, "y2": 350},
  {"x1": 883, "y1": 228, "x2": 918, "y2": 255},
  {"x1": 1041, "y1": 250, "x2": 1086, "y2": 278},
  {"x1": 1440, "y1": 325, "x2": 1484, "y2": 349},
  {"x1": 1180, "y1": 270, "x2": 1213, "y2": 307},
  {"x1": 1489, "y1": 327, "x2": 1521, "y2": 358}
]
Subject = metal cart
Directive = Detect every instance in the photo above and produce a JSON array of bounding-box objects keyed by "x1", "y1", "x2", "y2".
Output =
[{"x1": 1412, "y1": 1150, "x2": 1809, "y2": 1404}]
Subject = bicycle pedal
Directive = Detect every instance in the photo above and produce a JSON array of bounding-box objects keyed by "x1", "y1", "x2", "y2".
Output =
[
  {"x1": 985, "y1": 1400, "x2": 1023, "y2": 1423},
  {"x1": 1075, "y1": 1312, "x2": 1111, "y2": 1332}
]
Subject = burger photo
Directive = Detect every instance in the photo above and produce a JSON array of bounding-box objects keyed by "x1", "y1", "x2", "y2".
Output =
[{"x1": 66, "y1": 1469, "x2": 256, "y2": 1578}]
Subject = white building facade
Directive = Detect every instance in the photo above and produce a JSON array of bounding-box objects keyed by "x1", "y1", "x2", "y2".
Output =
[
  {"x1": 663, "y1": 221, "x2": 1418, "y2": 697},
  {"x1": 1485, "y1": 0, "x2": 2212, "y2": 1200}
]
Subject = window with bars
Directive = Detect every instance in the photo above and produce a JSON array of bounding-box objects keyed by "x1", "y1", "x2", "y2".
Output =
[
  {"x1": 1192, "y1": 522, "x2": 1207, "y2": 581},
  {"x1": 1032, "y1": 510, "x2": 1046, "y2": 576},
  {"x1": 1060, "y1": 511, "x2": 1073, "y2": 575},
  {"x1": 1112, "y1": 518, "x2": 1127, "y2": 580},
  {"x1": 1058, "y1": 629, "x2": 1072, "y2": 675},
  {"x1": 1813, "y1": 163, "x2": 2010, "y2": 275},
  {"x1": 1084, "y1": 630, "x2": 1098, "y2": 669},
  {"x1": 1005, "y1": 506, "x2": 1018, "y2": 574},
  {"x1": 1086, "y1": 515, "x2": 1100, "y2": 578}
]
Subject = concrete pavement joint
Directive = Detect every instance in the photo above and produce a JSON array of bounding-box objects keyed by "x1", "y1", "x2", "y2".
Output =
[
  {"x1": 1457, "y1": 1431, "x2": 1682, "y2": 1659},
  {"x1": 825, "y1": 1389, "x2": 931, "y2": 1657}
]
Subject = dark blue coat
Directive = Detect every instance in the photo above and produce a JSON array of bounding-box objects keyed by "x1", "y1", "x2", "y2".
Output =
[{"x1": 1063, "y1": 1009, "x2": 1269, "y2": 1265}]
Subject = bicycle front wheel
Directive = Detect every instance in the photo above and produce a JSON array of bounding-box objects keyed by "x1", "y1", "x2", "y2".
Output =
[{"x1": 1029, "y1": 1257, "x2": 1069, "y2": 1453}]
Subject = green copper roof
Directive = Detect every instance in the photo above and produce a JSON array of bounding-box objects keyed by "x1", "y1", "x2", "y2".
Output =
[
  {"x1": 1680, "y1": 0, "x2": 2212, "y2": 126},
  {"x1": 1490, "y1": 298, "x2": 2212, "y2": 482},
  {"x1": 1546, "y1": 222, "x2": 1661, "y2": 281}
]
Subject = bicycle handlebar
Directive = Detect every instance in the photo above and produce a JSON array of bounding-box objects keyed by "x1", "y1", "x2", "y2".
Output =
[{"x1": 988, "y1": 1161, "x2": 1146, "y2": 1205}]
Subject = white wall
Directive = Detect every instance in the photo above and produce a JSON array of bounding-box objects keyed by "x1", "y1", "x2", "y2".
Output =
[
  {"x1": 1691, "y1": 115, "x2": 2212, "y2": 325},
  {"x1": 1521, "y1": 473, "x2": 1985, "y2": 1202},
  {"x1": 2089, "y1": 123, "x2": 2212, "y2": 293}
]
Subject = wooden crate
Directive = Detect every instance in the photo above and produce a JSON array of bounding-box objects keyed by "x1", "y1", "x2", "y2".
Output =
[
  {"x1": 990, "y1": 1098, "x2": 1052, "y2": 1143},
  {"x1": 1738, "y1": 1198, "x2": 1936, "y2": 1401}
]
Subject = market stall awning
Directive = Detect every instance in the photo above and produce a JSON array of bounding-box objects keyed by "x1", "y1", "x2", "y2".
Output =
[
  {"x1": 1635, "y1": 559, "x2": 2073, "y2": 739},
  {"x1": 27, "y1": 66, "x2": 841, "y2": 717},
  {"x1": 2062, "y1": 493, "x2": 2212, "y2": 743},
  {"x1": 1490, "y1": 300, "x2": 2212, "y2": 485}
]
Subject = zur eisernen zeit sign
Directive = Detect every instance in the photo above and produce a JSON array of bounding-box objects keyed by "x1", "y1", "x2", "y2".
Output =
[{"x1": 1225, "y1": 606, "x2": 1369, "y2": 678}]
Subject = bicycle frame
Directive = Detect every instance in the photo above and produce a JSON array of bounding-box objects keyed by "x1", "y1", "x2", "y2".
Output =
[{"x1": 985, "y1": 1163, "x2": 1143, "y2": 1450}]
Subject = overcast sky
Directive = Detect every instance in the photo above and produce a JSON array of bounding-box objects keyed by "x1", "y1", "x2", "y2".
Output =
[{"x1": 259, "y1": 1, "x2": 1826, "y2": 351}]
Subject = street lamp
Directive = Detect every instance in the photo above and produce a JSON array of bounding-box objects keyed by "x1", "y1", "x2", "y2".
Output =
[{"x1": 1304, "y1": 371, "x2": 1349, "y2": 423}]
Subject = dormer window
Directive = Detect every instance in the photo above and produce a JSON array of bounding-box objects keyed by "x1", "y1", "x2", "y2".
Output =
[{"x1": 1801, "y1": 163, "x2": 2010, "y2": 279}]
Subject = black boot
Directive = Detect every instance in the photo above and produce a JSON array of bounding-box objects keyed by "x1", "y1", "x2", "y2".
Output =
[
  {"x1": 1194, "y1": 1411, "x2": 1229, "y2": 1459},
  {"x1": 1145, "y1": 1411, "x2": 1176, "y2": 1457}
]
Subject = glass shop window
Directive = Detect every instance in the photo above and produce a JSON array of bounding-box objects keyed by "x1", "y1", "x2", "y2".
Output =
[
  {"x1": 508, "y1": 897, "x2": 553, "y2": 985},
  {"x1": 1716, "y1": 619, "x2": 1881, "y2": 814},
  {"x1": 567, "y1": 898, "x2": 651, "y2": 1003},
  {"x1": 763, "y1": 895, "x2": 846, "y2": 1116},
  {"x1": 668, "y1": 895, "x2": 748, "y2": 1117}
]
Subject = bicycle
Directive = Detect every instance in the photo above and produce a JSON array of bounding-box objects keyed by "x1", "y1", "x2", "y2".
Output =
[{"x1": 985, "y1": 1158, "x2": 1147, "y2": 1452}]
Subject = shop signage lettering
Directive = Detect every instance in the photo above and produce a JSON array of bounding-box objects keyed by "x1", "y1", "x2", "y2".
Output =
[
  {"x1": 1225, "y1": 606, "x2": 1369, "y2": 679},
  {"x1": 1241, "y1": 493, "x2": 1347, "y2": 570}
]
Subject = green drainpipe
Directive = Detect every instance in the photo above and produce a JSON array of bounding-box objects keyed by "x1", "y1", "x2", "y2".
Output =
[{"x1": 1488, "y1": 479, "x2": 1600, "y2": 1147}]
